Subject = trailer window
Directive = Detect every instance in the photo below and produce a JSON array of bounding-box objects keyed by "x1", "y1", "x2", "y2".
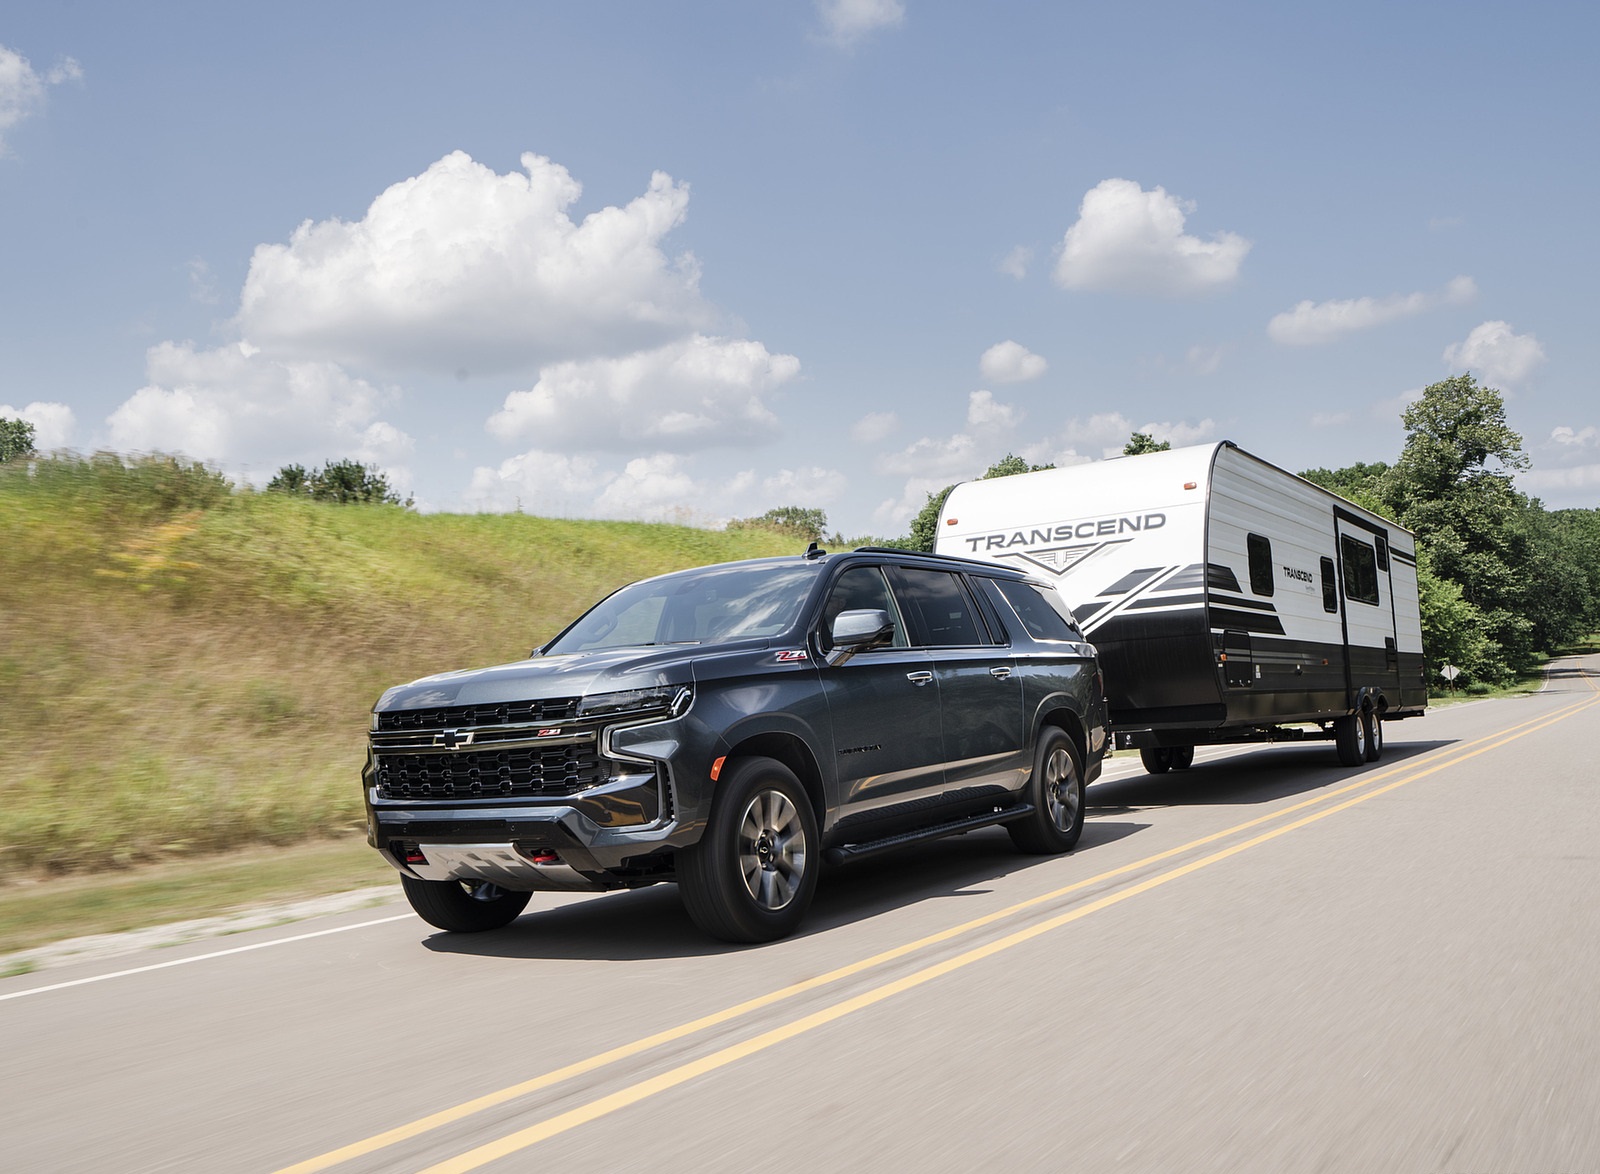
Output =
[
  {"x1": 1247, "y1": 533, "x2": 1275, "y2": 596},
  {"x1": 1375, "y1": 534, "x2": 1390, "y2": 571},
  {"x1": 1320, "y1": 557, "x2": 1338, "y2": 612},
  {"x1": 1341, "y1": 535, "x2": 1380, "y2": 605}
]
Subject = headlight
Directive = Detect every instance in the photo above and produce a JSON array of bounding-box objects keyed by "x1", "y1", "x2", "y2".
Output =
[{"x1": 578, "y1": 685, "x2": 691, "y2": 718}]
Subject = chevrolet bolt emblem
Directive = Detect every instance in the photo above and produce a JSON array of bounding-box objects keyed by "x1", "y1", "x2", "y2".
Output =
[{"x1": 434, "y1": 728, "x2": 474, "y2": 749}]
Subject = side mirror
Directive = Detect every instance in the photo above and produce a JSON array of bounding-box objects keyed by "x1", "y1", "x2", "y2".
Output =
[{"x1": 826, "y1": 609, "x2": 894, "y2": 666}]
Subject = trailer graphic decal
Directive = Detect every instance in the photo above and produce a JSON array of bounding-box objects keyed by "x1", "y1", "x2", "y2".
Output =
[{"x1": 990, "y1": 538, "x2": 1134, "y2": 579}]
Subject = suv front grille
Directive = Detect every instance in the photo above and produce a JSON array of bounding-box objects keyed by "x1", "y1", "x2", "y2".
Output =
[{"x1": 374, "y1": 743, "x2": 604, "y2": 800}]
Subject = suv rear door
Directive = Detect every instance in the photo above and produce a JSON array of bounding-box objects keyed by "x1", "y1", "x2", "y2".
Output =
[{"x1": 888, "y1": 565, "x2": 1027, "y2": 798}]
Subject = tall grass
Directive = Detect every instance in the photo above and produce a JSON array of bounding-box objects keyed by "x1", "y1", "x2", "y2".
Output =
[{"x1": 0, "y1": 454, "x2": 796, "y2": 878}]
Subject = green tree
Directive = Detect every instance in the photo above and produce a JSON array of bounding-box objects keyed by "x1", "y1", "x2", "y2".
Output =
[
  {"x1": 903, "y1": 453, "x2": 1054, "y2": 552},
  {"x1": 267, "y1": 459, "x2": 406, "y2": 506},
  {"x1": 1122, "y1": 431, "x2": 1170, "y2": 456},
  {"x1": 0, "y1": 417, "x2": 36, "y2": 463}
]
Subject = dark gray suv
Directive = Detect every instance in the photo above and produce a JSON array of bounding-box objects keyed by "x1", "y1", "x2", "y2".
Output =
[{"x1": 364, "y1": 545, "x2": 1108, "y2": 942}]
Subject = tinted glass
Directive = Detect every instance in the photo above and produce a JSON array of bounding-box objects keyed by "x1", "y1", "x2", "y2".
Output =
[
  {"x1": 892, "y1": 567, "x2": 989, "y2": 647},
  {"x1": 989, "y1": 578, "x2": 1081, "y2": 642},
  {"x1": 1247, "y1": 533, "x2": 1274, "y2": 596},
  {"x1": 819, "y1": 565, "x2": 908, "y2": 650},
  {"x1": 1320, "y1": 556, "x2": 1338, "y2": 613},
  {"x1": 1341, "y1": 535, "x2": 1380, "y2": 605},
  {"x1": 547, "y1": 564, "x2": 815, "y2": 653}
]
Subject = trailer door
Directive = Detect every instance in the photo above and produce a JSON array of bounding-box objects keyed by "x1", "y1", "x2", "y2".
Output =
[{"x1": 1333, "y1": 514, "x2": 1400, "y2": 695}]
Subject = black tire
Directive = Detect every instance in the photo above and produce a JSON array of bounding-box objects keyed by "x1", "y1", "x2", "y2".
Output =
[
  {"x1": 1009, "y1": 728, "x2": 1086, "y2": 854},
  {"x1": 400, "y1": 875, "x2": 532, "y2": 933},
  {"x1": 1364, "y1": 708, "x2": 1384, "y2": 762},
  {"x1": 1140, "y1": 746, "x2": 1173, "y2": 774},
  {"x1": 1335, "y1": 710, "x2": 1368, "y2": 767},
  {"x1": 1170, "y1": 746, "x2": 1195, "y2": 770},
  {"x1": 678, "y1": 756, "x2": 819, "y2": 943}
]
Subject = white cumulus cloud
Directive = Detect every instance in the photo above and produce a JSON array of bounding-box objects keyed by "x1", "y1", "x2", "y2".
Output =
[
  {"x1": 998, "y1": 246, "x2": 1032, "y2": 280},
  {"x1": 817, "y1": 0, "x2": 906, "y2": 46},
  {"x1": 235, "y1": 150, "x2": 714, "y2": 376},
  {"x1": 1054, "y1": 178, "x2": 1249, "y2": 296},
  {"x1": 486, "y1": 334, "x2": 799, "y2": 452},
  {"x1": 0, "y1": 400, "x2": 76, "y2": 450},
  {"x1": 979, "y1": 340, "x2": 1048, "y2": 384},
  {"x1": 106, "y1": 341, "x2": 414, "y2": 488},
  {"x1": 1443, "y1": 321, "x2": 1546, "y2": 386},
  {"x1": 1268, "y1": 276, "x2": 1477, "y2": 346},
  {"x1": 0, "y1": 43, "x2": 81, "y2": 154},
  {"x1": 1551, "y1": 425, "x2": 1597, "y2": 448},
  {"x1": 850, "y1": 411, "x2": 898, "y2": 444}
]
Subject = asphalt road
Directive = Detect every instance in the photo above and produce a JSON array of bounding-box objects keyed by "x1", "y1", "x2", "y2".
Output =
[{"x1": 4, "y1": 656, "x2": 1598, "y2": 1173}]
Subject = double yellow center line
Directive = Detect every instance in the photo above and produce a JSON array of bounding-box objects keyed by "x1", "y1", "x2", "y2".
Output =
[{"x1": 282, "y1": 670, "x2": 1599, "y2": 1174}]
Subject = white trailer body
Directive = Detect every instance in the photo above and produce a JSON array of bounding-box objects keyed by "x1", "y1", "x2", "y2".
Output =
[{"x1": 935, "y1": 442, "x2": 1425, "y2": 764}]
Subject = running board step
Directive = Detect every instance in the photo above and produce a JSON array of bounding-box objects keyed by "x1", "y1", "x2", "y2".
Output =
[{"x1": 822, "y1": 803, "x2": 1033, "y2": 866}]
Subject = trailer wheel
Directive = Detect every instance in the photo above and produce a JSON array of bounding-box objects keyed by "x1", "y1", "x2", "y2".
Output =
[
  {"x1": 1170, "y1": 746, "x2": 1195, "y2": 770},
  {"x1": 1335, "y1": 710, "x2": 1368, "y2": 767},
  {"x1": 1364, "y1": 709, "x2": 1384, "y2": 762},
  {"x1": 1140, "y1": 747, "x2": 1173, "y2": 774}
]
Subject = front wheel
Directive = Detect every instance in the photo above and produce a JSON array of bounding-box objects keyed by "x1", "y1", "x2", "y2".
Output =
[
  {"x1": 400, "y1": 875, "x2": 532, "y2": 933},
  {"x1": 1009, "y1": 729, "x2": 1086, "y2": 854},
  {"x1": 678, "y1": 757, "x2": 820, "y2": 943},
  {"x1": 1335, "y1": 710, "x2": 1369, "y2": 767}
]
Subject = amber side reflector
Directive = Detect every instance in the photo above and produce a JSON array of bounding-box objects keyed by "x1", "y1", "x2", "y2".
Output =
[
  {"x1": 710, "y1": 755, "x2": 726, "y2": 782},
  {"x1": 946, "y1": 517, "x2": 959, "y2": 525},
  {"x1": 1184, "y1": 481, "x2": 1198, "y2": 490}
]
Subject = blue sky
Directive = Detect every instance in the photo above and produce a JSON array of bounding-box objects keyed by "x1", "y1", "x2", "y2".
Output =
[{"x1": 3, "y1": 1, "x2": 1595, "y2": 537}]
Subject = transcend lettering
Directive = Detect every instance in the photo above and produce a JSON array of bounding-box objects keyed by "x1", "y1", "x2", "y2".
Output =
[{"x1": 963, "y1": 513, "x2": 1166, "y2": 552}]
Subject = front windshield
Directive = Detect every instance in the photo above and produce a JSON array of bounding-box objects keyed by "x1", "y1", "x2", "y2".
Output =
[{"x1": 545, "y1": 563, "x2": 816, "y2": 654}]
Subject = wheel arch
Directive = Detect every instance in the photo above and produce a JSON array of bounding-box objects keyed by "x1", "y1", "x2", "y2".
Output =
[{"x1": 723, "y1": 731, "x2": 825, "y2": 822}]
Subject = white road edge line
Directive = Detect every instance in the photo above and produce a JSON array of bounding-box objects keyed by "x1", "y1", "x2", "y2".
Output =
[{"x1": 0, "y1": 914, "x2": 414, "y2": 1004}]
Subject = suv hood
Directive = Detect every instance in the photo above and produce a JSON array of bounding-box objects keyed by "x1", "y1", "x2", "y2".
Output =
[{"x1": 373, "y1": 643, "x2": 740, "y2": 714}]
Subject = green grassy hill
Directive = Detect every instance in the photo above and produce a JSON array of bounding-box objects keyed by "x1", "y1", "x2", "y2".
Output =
[{"x1": 0, "y1": 455, "x2": 797, "y2": 880}]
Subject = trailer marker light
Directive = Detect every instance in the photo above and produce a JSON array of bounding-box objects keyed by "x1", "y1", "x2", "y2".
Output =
[
  {"x1": 1184, "y1": 481, "x2": 1198, "y2": 490},
  {"x1": 946, "y1": 517, "x2": 959, "y2": 525}
]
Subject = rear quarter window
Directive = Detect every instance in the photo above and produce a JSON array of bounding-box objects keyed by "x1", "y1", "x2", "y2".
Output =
[{"x1": 983, "y1": 578, "x2": 1083, "y2": 642}]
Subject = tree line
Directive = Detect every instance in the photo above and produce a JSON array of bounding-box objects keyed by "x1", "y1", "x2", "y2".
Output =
[{"x1": 6, "y1": 376, "x2": 1595, "y2": 686}]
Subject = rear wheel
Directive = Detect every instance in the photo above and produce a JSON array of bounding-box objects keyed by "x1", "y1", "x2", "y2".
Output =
[
  {"x1": 1009, "y1": 729, "x2": 1085, "y2": 854},
  {"x1": 1335, "y1": 710, "x2": 1369, "y2": 767},
  {"x1": 400, "y1": 875, "x2": 532, "y2": 933},
  {"x1": 678, "y1": 757, "x2": 819, "y2": 943},
  {"x1": 1364, "y1": 708, "x2": 1385, "y2": 762},
  {"x1": 1140, "y1": 747, "x2": 1173, "y2": 774}
]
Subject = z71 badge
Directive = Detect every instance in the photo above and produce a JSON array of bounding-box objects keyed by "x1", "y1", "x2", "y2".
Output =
[{"x1": 775, "y1": 649, "x2": 809, "y2": 662}]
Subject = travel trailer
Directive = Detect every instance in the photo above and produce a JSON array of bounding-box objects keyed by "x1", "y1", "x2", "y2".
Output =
[{"x1": 935, "y1": 442, "x2": 1426, "y2": 770}]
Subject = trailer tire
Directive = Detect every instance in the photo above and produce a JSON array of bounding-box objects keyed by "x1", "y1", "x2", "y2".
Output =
[
  {"x1": 1008, "y1": 729, "x2": 1085, "y2": 854},
  {"x1": 1364, "y1": 709, "x2": 1384, "y2": 762},
  {"x1": 1140, "y1": 747, "x2": 1173, "y2": 774},
  {"x1": 1335, "y1": 711, "x2": 1368, "y2": 767},
  {"x1": 1171, "y1": 746, "x2": 1195, "y2": 770}
]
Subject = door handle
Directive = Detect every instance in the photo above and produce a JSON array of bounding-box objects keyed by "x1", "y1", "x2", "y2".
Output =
[
  {"x1": 906, "y1": 671, "x2": 934, "y2": 686},
  {"x1": 989, "y1": 666, "x2": 1012, "y2": 680}
]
